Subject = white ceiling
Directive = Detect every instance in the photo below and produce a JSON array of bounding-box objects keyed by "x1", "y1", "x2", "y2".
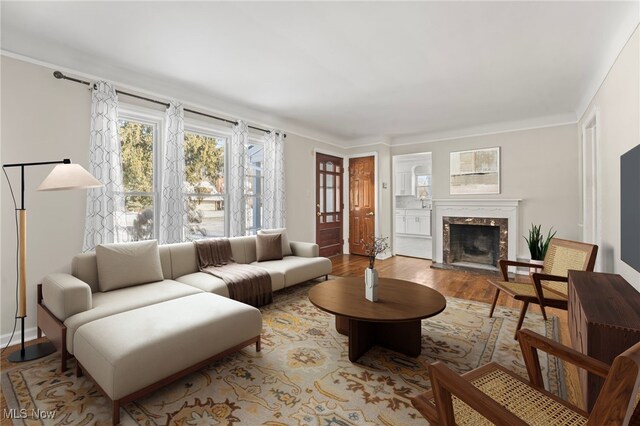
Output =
[{"x1": 1, "y1": 1, "x2": 638, "y2": 146}]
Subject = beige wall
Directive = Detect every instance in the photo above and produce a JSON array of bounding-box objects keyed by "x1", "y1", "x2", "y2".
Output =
[
  {"x1": 1, "y1": 56, "x2": 91, "y2": 340},
  {"x1": 391, "y1": 124, "x2": 581, "y2": 258},
  {"x1": 285, "y1": 135, "x2": 346, "y2": 243},
  {"x1": 0, "y1": 56, "x2": 341, "y2": 338},
  {"x1": 579, "y1": 27, "x2": 640, "y2": 289}
]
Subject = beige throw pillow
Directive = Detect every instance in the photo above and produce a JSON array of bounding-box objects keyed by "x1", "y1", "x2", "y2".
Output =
[
  {"x1": 258, "y1": 228, "x2": 292, "y2": 256},
  {"x1": 256, "y1": 233, "x2": 283, "y2": 262},
  {"x1": 96, "y1": 240, "x2": 164, "y2": 292}
]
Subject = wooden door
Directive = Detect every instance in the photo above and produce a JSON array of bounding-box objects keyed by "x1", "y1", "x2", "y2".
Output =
[
  {"x1": 349, "y1": 156, "x2": 375, "y2": 255},
  {"x1": 316, "y1": 153, "x2": 344, "y2": 257}
]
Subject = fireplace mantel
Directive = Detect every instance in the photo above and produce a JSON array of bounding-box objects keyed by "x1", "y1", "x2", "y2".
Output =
[{"x1": 432, "y1": 199, "x2": 521, "y2": 267}]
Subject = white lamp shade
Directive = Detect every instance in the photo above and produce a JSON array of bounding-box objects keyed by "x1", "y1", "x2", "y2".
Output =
[{"x1": 37, "y1": 164, "x2": 103, "y2": 191}]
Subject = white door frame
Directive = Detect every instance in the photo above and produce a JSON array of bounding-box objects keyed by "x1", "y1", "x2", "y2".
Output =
[{"x1": 581, "y1": 108, "x2": 602, "y2": 271}]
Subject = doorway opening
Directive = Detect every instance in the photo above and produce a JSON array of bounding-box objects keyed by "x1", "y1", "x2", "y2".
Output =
[{"x1": 392, "y1": 153, "x2": 433, "y2": 259}]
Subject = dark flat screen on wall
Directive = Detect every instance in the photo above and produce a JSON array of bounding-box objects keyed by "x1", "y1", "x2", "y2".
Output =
[{"x1": 621, "y1": 144, "x2": 640, "y2": 272}]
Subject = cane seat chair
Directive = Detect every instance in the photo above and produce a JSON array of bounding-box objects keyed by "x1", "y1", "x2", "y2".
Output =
[
  {"x1": 487, "y1": 238, "x2": 598, "y2": 338},
  {"x1": 411, "y1": 329, "x2": 640, "y2": 426}
]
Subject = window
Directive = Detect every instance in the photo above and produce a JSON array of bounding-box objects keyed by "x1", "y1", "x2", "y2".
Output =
[
  {"x1": 117, "y1": 104, "x2": 260, "y2": 241},
  {"x1": 118, "y1": 116, "x2": 158, "y2": 241},
  {"x1": 245, "y1": 141, "x2": 264, "y2": 235},
  {"x1": 184, "y1": 130, "x2": 227, "y2": 240}
]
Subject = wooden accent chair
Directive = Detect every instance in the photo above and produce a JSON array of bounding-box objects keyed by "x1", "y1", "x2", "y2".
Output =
[
  {"x1": 487, "y1": 238, "x2": 597, "y2": 338},
  {"x1": 411, "y1": 329, "x2": 640, "y2": 425}
]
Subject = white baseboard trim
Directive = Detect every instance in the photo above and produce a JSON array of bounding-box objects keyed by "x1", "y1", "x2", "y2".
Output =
[{"x1": 1, "y1": 326, "x2": 38, "y2": 348}]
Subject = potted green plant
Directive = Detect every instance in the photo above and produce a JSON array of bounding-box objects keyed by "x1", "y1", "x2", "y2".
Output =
[{"x1": 524, "y1": 224, "x2": 556, "y2": 271}]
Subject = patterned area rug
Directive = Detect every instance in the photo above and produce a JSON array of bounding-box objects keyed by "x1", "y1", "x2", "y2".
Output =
[{"x1": 2, "y1": 279, "x2": 563, "y2": 425}]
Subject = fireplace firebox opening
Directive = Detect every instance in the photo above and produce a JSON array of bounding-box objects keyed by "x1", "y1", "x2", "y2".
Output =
[
  {"x1": 442, "y1": 217, "x2": 508, "y2": 271},
  {"x1": 450, "y1": 224, "x2": 500, "y2": 267}
]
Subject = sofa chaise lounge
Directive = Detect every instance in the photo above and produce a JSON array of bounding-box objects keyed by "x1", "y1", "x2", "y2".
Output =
[
  {"x1": 75, "y1": 292, "x2": 262, "y2": 425},
  {"x1": 37, "y1": 234, "x2": 331, "y2": 424},
  {"x1": 37, "y1": 235, "x2": 332, "y2": 372}
]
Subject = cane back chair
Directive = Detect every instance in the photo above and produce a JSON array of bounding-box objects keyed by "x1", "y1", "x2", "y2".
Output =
[
  {"x1": 487, "y1": 238, "x2": 598, "y2": 338},
  {"x1": 411, "y1": 329, "x2": 640, "y2": 425}
]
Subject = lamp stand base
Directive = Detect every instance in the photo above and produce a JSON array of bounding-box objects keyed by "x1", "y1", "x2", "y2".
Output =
[{"x1": 7, "y1": 342, "x2": 56, "y2": 362}]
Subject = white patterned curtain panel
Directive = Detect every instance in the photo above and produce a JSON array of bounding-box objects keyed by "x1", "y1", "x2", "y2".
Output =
[
  {"x1": 263, "y1": 131, "x2": 286, "y2": 229},
  {"x1": 83, "y1": 81, "x2": 126, "y2": 251},
  {"x1": 159, "y1": 102, "x2": 186, "y2": 244},
  {"x1": 228, "y1": 121, "x2": 248, "y2": 236}
]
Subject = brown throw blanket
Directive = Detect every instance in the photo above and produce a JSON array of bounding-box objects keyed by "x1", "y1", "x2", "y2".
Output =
[{"x1": 194, "y1": 238, "x2": 272, "y2": 307}]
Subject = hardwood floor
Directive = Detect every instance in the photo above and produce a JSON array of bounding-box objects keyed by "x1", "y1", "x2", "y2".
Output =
[
  {"x1": 0, "y1": 254, "x2": 583, "y2": 421},
  {"x1": 331, "y1": 254, "x2": 583, "y2": 408}
]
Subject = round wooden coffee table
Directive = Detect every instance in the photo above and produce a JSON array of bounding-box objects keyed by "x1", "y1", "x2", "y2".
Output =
[{"x1": 308, "y1": 277, "x2": 446, "y2": 362}]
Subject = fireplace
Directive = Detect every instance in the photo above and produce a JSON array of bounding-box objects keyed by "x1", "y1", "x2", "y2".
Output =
[
  {"x1": 443, "y1": 218, "x2": 508, "y2": 270},
  {"x1": 432, "y1": 199, "x2": 520, "y2": 272}
]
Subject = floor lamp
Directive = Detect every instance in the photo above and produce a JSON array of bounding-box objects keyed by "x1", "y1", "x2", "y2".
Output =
[{"x1": 2, "y1": 158, "x2": 102, "y2": 362}]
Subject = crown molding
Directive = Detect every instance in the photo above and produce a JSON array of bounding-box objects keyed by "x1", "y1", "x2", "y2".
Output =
[
  {"x1": 344, "y1": 135, "x2": 392, "y2": 149},
  {"x1": 0, "y1": 49, "x2": 348, "y2": 148},
  {"x1": 1, "y1": 49, "x2": 579, "y2": 150},
  {"x1": 388, "y1": 114, "x2": 578, "y2": 147}
]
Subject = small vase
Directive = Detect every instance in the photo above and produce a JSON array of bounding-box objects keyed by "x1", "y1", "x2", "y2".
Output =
[
  {"x1": 365, "y1": 267, "x2": 378, "y2": 302},
  {"x1": 529, "y1": 259, "x2": 544, "y2": 274}
]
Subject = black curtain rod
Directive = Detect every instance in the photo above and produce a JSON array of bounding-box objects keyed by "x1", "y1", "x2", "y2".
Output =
[
  {"x1": 3, "y1": 158, "x2": 70, "y2": 168},
  {"x1": 53, "y1": 71, "x2": 285, "y2": 137}
]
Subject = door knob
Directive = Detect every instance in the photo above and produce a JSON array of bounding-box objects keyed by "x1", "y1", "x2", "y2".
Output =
[
  {"x1": 366, "y1": 212, "x2": 375, "y2": 216},
  {"x1": 317, "y1": 212, "x2": 322, "y2": 217}
]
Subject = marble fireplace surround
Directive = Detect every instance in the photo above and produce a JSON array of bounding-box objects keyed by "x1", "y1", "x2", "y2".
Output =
[
  {"x1": 443, "y1": 217, "x2": 508, "y2": 268},
  {"x1": 432, "y1": 199, "x2": 520, "y2": 269}
]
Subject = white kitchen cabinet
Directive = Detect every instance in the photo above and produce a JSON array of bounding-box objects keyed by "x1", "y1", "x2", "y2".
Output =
[
  {"x1": 394, "y1": 172, "x2": 413, "y2": 195},
  {"x1": 405, "y1": 215, "x2": 421, "y2": 234},
  {"x1": 395, "y1": 213, "x2": 407, "y2": 234},
  {"x1": 419, "y1": 216, "x2": 430, "y2": 236},
  {"x1": 395, "y1": 209, "x2": 432, "y2": 259},
  {"x1": 404, "y1": 209, "x2": 431, "y2": 236}
]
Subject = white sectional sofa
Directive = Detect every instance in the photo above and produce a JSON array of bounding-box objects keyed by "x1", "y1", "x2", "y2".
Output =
[
  {"x1": 38, "y1": 235, "x2": 332, "y2": 372},
  {"x1": 38, "y1": 235, "x2": 331, "y2": 424}
]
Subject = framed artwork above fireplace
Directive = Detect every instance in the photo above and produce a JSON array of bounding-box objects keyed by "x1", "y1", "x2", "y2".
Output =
[{"x1": 450, "y1": 147, "x2": 500, "y2": 195}]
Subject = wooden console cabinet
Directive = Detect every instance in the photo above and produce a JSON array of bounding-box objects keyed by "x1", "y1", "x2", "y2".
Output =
[{"x1": 567, "y1": 271, "x2": 640, "y2": 411}]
